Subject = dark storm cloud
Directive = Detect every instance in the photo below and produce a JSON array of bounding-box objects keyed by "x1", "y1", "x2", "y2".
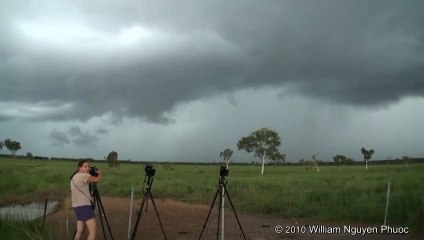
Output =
[
  {"x1": 96, "y1": 128, "x2": 108, "y2": 135},
  {"x1": 68, "y1": 125, "x2": 99, "y2": 146},
  {"x1": 48, "y1": 125, "x2": 99, "y2": 147},
  {"x1": 48, "y1": 129, "x2": 70, "y2": 147},
  {"x1": 72, "y1": 133, "x2": 99, "y2": 146},
  {"x1": 1, "y1": 0, "x2": 423, "y2": 123},
  {"x1": 67, "y1": 126, "x2": 83, "y2": 137},
  {"x1": 0, "y1": 115, "x2": 13, "y2": 121}
]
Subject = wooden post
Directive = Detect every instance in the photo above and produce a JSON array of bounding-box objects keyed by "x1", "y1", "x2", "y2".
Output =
[
  {"x1": 43, "y1": 199, "x2": 48, "y2": 228},
  {"x1": 128, "y1": 186, "x2": 135, "y2": 240},
  {"x1": 67, "y1": 199, "x2": 70, "y2": 240},
  {"x1": 384, "y1": 182, "x2": 391, "y2": 226}
]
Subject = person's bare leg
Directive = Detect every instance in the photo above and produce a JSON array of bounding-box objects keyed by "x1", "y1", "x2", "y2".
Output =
[
  {"x1": 86, "y1": 218, "x2": 97, "y2": 240},
  {"x1": 74, "y1": 220, "x2": 85, "y2": 240}
]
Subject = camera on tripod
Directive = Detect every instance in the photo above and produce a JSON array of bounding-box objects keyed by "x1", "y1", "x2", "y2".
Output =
[
  {"x1": 131, "y1": 164, "x2": 167, "y2": 240},
  {"x1": 199, "y1": 163, "x2": 246, "y2": 240},
  {"x1": 89, "y1": 166, "x2": 99, "y2": 177},
  {"x1": 220, "y1": 165, "x2": 229, "y2": 177},
  {"x1": 144, "y1": 165, "x2": 156, "y2": 177}
]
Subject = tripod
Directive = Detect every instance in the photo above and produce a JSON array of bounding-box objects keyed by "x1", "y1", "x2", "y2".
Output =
[
  {"x1": 198, "y1": 167, "x2": 247, "y2": 240},
  {"x1": 130, "y1": 167, "x2": 168, "y2": 240},
  {"x1": 90, "y1": 183, "x2": 114, "y2": 240}
]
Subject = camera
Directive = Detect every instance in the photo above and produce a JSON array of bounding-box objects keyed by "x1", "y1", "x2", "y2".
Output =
[
  {"x1": 89, "y1": 166, "x2": 99, "y2": 177},
  {"x1": 220, "y1": 165, "x2": 229, "y2": 177},
  {"x1": 144, "y1": 165, "x2": 156, "y2": 177}
]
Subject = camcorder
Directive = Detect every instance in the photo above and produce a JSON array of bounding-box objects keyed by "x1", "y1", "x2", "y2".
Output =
[
  {"x1": 145, "y1": 165, "x2": 156, "y2": 177},
  {"x1": 220, "y1": 165, "x2": 229, "y2": 177},
  {"x1": 89, "y1": 166, "x2": 99, "y2": 177}
]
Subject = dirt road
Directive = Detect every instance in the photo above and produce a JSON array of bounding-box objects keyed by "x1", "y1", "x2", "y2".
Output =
[{"x1": 47, "y1": 197, "x2": 421, "y2": 240}]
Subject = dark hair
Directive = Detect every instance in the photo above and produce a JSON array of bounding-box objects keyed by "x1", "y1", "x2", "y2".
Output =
[
  {"x1": 69, "y1": 159, "x2": 90, "y2": 179},
  {"x1": 78, "y1": 159, "x2": 89, "y2": 168}
]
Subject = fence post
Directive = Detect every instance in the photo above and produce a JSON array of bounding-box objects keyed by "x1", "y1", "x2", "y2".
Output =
[
  {"x1": 67, "y1": 200, "x2": 70, "y2": 240},
  {"x1": 128, "y1": 186, "x2": 135, "y2": 240},
  {"x1": 43, "y1": 199, "x2": 48, "y2": 228},
  {"x1": 384, "y1": 182, "x2": 391, "y2": 226}
]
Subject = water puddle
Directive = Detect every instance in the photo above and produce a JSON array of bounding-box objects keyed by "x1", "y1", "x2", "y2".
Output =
[{"x1": 0, "y1": 201, "x2": 59, "y2": 221}]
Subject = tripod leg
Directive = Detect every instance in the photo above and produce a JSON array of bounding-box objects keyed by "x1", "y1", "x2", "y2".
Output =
[
  {"x1": 223, "y1": 185, "x2": 247, "y2": 240},
  {"x1": 147, "y1": 191, "x2": 168, "y2": 240},
  {"x1": 198, "y1": 186, "x2": 220, "y2": 240},
  {"x1": 95, "y1": 195, "x2": 107, "y2": 240},
  {"x1": 93, "y1": 191, "x2": 108, "y2": 240},
  {"x1": 217, "y1": 185, "x2": 223, "y2": 240},
  {"x1": 130, "y1": 192, "x2": 148, "y2": 240},
  {"x1": 95, "y1": 190, "x2": 114, "y2": 240}
]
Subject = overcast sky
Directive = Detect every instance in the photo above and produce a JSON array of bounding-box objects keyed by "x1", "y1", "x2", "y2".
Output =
[{"x1": 1, "y1": 0, "x2": 423, "y2": 163}]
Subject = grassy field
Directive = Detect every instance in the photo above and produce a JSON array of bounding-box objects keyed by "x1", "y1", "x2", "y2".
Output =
[
  {"x1": 0, "y1": 218, "x2": 53, "y2": 240},
  {"x1": 1, "y1": 158, "x2": 423, "y2": 232}
]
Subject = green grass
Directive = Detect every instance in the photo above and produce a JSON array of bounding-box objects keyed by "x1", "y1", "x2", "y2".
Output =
[
  {"x1": 0, "y1": 218, "x2": 54, "y2": 240},
  {"x1": 1, "y1": 158, "x2": 423, "y2": 232}
]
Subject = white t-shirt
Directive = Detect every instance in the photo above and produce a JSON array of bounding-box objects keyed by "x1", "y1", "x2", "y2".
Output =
[{"x1": 71, "y1": 172, "x2": 92, "y2": 207}]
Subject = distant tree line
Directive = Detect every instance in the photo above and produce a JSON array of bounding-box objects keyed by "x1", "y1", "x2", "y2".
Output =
[
  {"x1": 2, "y1": 133, "x2": 423, "y2": 171},
  {"x1": 1, "y1": 152, "x2": 423, "y2": 166}
]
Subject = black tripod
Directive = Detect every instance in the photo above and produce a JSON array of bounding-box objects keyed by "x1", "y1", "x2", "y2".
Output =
[
  {"x1": 131, "y1": 165, "x2": 168, "y2": 240},
  {"x1": 198, "y1": 166, "x2": 247, "y2": 240},
  {"x1": 90, "y1": 183, "x2": 114, "y2": 240}
]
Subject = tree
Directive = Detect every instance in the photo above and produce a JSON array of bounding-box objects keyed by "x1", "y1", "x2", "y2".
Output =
[
  {"x1": 106, "y1": 151, "x2": 119, "y2": 168},
  {"x1": 361, "y1": 147, "x2": 374, "y2": 171},
  {"x1": 237, "y1": 128, "x2": 285, "y2": 175},
  {"x1": 0, "y1": 141, "x2": 4, "y2": 152},
  {"x1": 26, "y1": 152, "x2": 33, "y2": 159},
  {"x1": 219, "y1": 148, "x2": 233, "y2": 168},
  {"x1": 4, "y1": 138, "x2": 22, "y2": 158},
  {"x1": 333, "y1": 154, "x2": 348, "y2": 168},
  {"x1": 311, "y1": 153, "x2": 320, "y2": 173}
]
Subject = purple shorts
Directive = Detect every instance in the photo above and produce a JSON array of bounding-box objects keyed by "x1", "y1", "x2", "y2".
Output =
[{"x1": 74, "y1": 205, "x2": 95, "y2": 221}]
